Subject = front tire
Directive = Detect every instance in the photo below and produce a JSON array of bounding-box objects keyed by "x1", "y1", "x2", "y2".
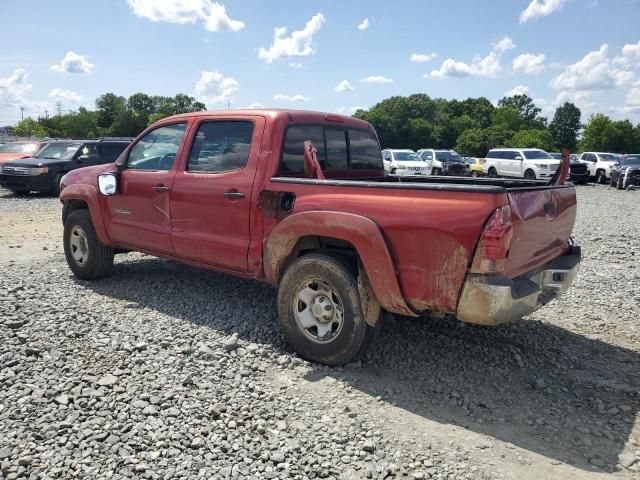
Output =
[
  {"x1": 488, "y1": 167, "x2": 498, "y2": 178},
  {"x1": 277, "y1": 253, "x2": 376, "y2": 366},
  {"x1": 524, "y1": 169, "x2": 536, "y2": 180},
  {"x1": 64, "y1": 210, "x2": 114, "y2": 280},
  {"x1": 596, "y1": 170, "x2": 607, "y2": 184},
  {"x1": 51, "y1": 173, "x2": 64, "y2": 197}
]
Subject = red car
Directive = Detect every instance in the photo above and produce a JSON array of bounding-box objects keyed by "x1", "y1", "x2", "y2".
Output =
[
  {"x1": 0, "y1": 141, "x2": 47, "y2": 163},
  {"x1": 58, "y1": 110, "x2": 581, "y2": 365}
]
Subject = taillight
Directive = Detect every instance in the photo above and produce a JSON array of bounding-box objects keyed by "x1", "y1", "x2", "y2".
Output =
[{"x1": 471, "y1": 205, "x2": 513, "y2": 275}]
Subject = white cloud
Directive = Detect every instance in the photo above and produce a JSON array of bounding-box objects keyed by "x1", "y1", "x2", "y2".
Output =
[
  {"x1": 288, "y1": 62, "x2": 304, "y2": 69},
  {"x1": 520, "y1": 0, "x2": 566, "y2": 23},
  {"x1": 357, "y1": 18, "x2": 369, "y2": 31},
  {"x1": 48, "y1": 88, "x2": 83, "y2": 104},
  {"x1": 613, "y1": 40, "x2": 640, "y2": 69},
  {"x1": 195, "y1": 70, "x2": 239, "y2": 105},
  {"x1": 258, "y1": 13, "x2": 325, "y2": 63},
  {"x1": 336, "y1": 106, "x2": 368, "y2": 115},
  {"x1": 127, "y1": 0, "x2": 244, "y2": 32},
  {"x1": 334, "y1": 80, "x2": 354, "y2": 92},
  {"x1": 410, "y1": 53, "x2": 437, "y2": 63},
  {"x1": 360, "y1": 75, "x2": 393, "y2": 84},
  {"x1": 550, "y1": 44, "x2": 636, "y2": 91},
  {"x1": 0, "y1": 69, "x2": 58, "y2": 121},
  {"x1": 513, "y1": 53, "x2": 546, "y2": 75},
  {"x1": 273, "y1": 94, "x2": 310, "y2": 102},
  {"x1": 612, "y1": 87, "x2": 640, "y2": 115},
  {"x1": 555, "y1": 90, "x2": 598, "y2": 111},
  {"x1": 493, "y1": 36, "x2": 516, "y2": 53},
  {"x1": 238, "y1": 102, "x2": 265, "y2": 109},
  {"x1": 50, "y1": 51, "x2": 94, "y2": 74},
  {"x1": 0, "y1": 69, "x2": 32, "y2": 101},
  {"x1": 504, "y1": 85, "x2": 532, "y2": 97}
]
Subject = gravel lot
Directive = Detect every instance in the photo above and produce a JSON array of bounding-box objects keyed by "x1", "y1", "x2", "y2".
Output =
[{"x1": 0, "y1": 184, "x2": 639, "y2": 480}]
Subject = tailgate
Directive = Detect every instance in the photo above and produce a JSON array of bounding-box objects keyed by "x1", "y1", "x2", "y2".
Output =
[{"x1": 504, "y1": 186, "x2": 577, "y2": 278}]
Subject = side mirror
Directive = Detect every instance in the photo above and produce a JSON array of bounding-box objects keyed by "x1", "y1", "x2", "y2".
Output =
[
  {"x1": 515, "y1": 155, "x2": 523, "y2": 161},
  {"x1": 98, "y1": 173, "x2": 118, "y2": 196}
]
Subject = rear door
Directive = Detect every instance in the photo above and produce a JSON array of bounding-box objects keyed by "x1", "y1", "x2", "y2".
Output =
[
  {"x1": 104, "y1": 122, "x2": 188, "y2": 255},
  {"x1": 169, "y1": 116, "x2": 265, "y2": 271},
  {"x1": 504, "y1": 186, "x2": 577, "y2": 278}
]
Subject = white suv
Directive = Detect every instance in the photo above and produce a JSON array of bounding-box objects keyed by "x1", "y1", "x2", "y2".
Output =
[
  {"x1": 483, "y1": 148, "x2": 560, "y2": 180},
  {"x1": 577, "y1": 152, "x2": 621, "y2": 183},
  {"x1": 381, "y1": 149, "x2": 430, "y2": 176}
]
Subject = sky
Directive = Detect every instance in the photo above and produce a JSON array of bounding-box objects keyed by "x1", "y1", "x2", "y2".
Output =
[{"x1": 0, "y1": 0, "x2": 639, "y2": 126}]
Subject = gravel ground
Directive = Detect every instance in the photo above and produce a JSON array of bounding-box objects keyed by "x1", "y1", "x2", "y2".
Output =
[{"x1": 0, "y1": 184, "x2": 638, "y2": 480}]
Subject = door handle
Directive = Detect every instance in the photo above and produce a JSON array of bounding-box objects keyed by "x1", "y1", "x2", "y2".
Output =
[
  {"x1": 152, "y1": 185, "x2": 170, "y2": 193},
  {"x1": 224, "y1": 191, "x2": 245, "y2": 200}
]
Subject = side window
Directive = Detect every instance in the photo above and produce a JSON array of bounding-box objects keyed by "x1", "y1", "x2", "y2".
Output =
[
  {"x1": 281, "y1": 125, "x2": 325, "y2": 173},
  {"x1": 100, "y1": 143, "x2": 128, "y2": 162},
  {"x1": 188, "y1": 121, "x2": 254, "y2": 173},
  {"x1": 325, "y1": 129, "x2": 348, "y2": 170},
  {"x1": 127, "y1": 123, "x2": 187, "y2": 171},
  {"x1": 490, "y1": 151, "x2": 503, "y2": 159},
  {"x1": 349, "y1": 129, "x2": 383, "y2": 170},
  {"x1": 77, "y1": 143, "x2": 100, "y2": 160}
]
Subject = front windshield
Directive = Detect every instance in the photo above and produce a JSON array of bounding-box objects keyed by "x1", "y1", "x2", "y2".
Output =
[
  {"x1": 621, "y1": 155, "x2": 640, "y2": 166},
  {"x1": 523, "y1": 150, "x2": 552, "y2": 160},
  {"x1": 0, "y1": 143, "x2": 39, "y2": 154},
  {"x1": 465, "y1": 157, "x2": 476, "y2": 164},
  {"x1": 34, "y1": 143, "x2": 80, "y2": 160},
  {"x1": 435, "y1": 150, "x2": 463, "y2": 161},
  {"x1": 600, "y1": 153, "x2": 621, "y2": 161},
  {"x1": 393, "y1": 152, "x2": 420, "y2": 161}
]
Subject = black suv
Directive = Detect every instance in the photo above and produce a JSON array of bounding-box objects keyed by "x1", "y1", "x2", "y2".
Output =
[
  {"x1": 0, "y1": 139, "x2": 130, "y2": 196},
  {"x1": 610, "y1": 154, "x2": 640, "y2": 190}
]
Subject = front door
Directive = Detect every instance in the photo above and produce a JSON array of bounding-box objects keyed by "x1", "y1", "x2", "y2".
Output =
[
  {"x1": 104, "y1": 122, "x2": 188, "y2": 255},
  {"x1": 170, "y1": 117, "x2": 264, "y2": 271}
]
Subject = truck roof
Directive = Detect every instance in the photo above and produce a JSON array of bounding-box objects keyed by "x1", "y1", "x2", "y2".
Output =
[{"x1": 162, "y1": 109, "x2": 374, "y2": 130}]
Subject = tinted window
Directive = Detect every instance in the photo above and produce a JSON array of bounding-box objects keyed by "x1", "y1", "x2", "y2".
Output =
[
  {"x1": 128, "y1": 123, "x2": 187, "y2": 170},
  {"x1": 282, "y1": 125, "x2": 324, "y2": 173},
  {"x1": 523, "y1": 150, "x2": 551, "y2": 160},
  {"x1": 504, "y1": 151, "x2": 519, "y2": 160},
  {"x1": 488, "y1": 150, "x2": 503, "y2": 159},
  {"x1": 101, "y1": 143, "x2": 128, "y2": 162},
  {"x1": 419, "y1": 151, "x2": 433, "y2": 160},
  {"x1": 435, "y1": 150, "x2": 463, "y2": 161},
  {"x1": 34, "y1": 142, "x2": 81, "y2": 160},
  {"x1": 349, "y1": 129, "x2": 382, "y2": 170},
  {"x1": 325, "y1": 129, "x2": 348, "y2": 170},
  {"x1": 188, "y1": 121, "x2": 254, "y2": 173}
]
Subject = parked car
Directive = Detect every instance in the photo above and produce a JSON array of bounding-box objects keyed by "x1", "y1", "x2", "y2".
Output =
[
  {"x1": 609, "y1": 154, "x2": 640, "y2": 189},
  {"x1": 417, "y1": 149, "x2": 469, "y2": 176},
  {"x1": 58, "y1": 109, "x2": 580, "y2": 365},
  {"x1": 381, "y1": 149, "x2": 430, "y2": 176},
  {"x1": 465, "y1": 157, "x2": 484, "y2": 177},
  {"x1": 483, "y1": 148, "x2": 560, "y2": 180},
  {"x1": 577, "y1": 152, "x2": 621, "y2": 184},
  {"x1": 0, "y1": 139, "x2": 129, "y2": 196},
  {"x1": 549, "y1": 152, "x2": 589, "y2": 184},
  {"x1": 0, "y1": 140, "x2": 47, "y2": 163}
]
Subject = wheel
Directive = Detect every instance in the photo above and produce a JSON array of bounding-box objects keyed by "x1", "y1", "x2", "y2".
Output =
[
  {"x1": 471, "y1": 171, "x2": 480, "y2": 177},
  {"x1": 524, "y1": 169, "x2": 536, "y2": 180},
  {"x1": 63, "y1": 209, "x2": 114, "y2": 280},
  {"x1": 51, "y1": 173, "x2": 64, "y2": 197},
  {"x1": 277, "y1": 253, "x2": 377, "y2": 366},
  {"x1": 596, "y1": 170, "x2": 606, "y2": 184},
  {"x1": 610, "y1": 176, "x2": 616, "y2": 187},
  {"x1": 432, "y1": 168, "x2": 441, "y2": 176},
  {"x1": 616, "y1": 175, "x2": 624, "y2": 190},
  {"x1": 488, "y1": 167, "x2": 498, "y2": 178}
]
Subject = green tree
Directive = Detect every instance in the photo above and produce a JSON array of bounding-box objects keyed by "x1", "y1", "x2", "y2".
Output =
[
  {"x1": 455, "y1": 127, "x2": 515, "y2": 157},
  {"x1": 498, "y1": 94, "x2": 546, "y2": 128},
  {"x1": 96, "y1": 93, "x2": 127, "y2": 130},
  {"x1": 491, "y1": 107, "x2": 524, "y2": 131},
  {"x1": 580, "y1": 113, "x2": 612, "y2": 151},
  {"x1": 14, "y1": 118, "x2": 48, "y2": 138},
  {"x1": 459, "y1": 97, "x2": 495, "y2": 128},
  {"x1": 507, "y1": 129, "x2": 555, "y2": 151},
  {"x1": 601, "y1": 120, "x2": 636, "y2": 153},
  {"x1": 549, "y1": 102, "x2": 581, "y2": 151}
]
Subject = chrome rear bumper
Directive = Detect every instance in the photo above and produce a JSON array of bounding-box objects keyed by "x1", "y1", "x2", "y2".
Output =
[{"x1": 456, "y1": 246, "x2": 581, "y2": 325}]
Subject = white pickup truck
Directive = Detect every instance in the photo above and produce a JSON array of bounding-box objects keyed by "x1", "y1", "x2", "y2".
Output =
[
  {"x1": 381, "y1": 149, "x2": 430, "y2": 176},
  {"x1": 577, "y1": 152, "x2": 621, "y2": 183}
]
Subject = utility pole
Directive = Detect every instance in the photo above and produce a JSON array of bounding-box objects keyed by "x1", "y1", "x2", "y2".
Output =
[
  {"x1": 56, "y1": 102, "x2": 62, "y2": 116},
  {"x1": 44, "y1": 109, "x2": 49, "y2": 120},
  {"x1": 20, "y1": 107, "x2": 25, "y2": 121}
]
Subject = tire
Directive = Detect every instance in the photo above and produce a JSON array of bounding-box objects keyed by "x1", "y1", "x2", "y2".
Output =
[
  {"x1": 51, "y1": 173, "x2": 64, "y2": 197},
  {"x1": 610, "y1": 176, "x2": 616, "y2": 188},
  {"x1": 432, "y1": 168, "x2": 442, "y2": 176},
  {"x1": 277, "y1": 253, "x2": 377, "y2": 366},
  {"x1": 63, "y1": 209, "x2": 114, "y2": 280},
  {"x1": 524, "y1": 169, "x2": 536, "y2": 180},
  {"x1": 8, "y1": 188, "x2": 29, "y2": 196},
  {"x1": 471, "y1": 171, "x2": 480, "y2": 177},
  {"x1": 616, "y1": 176, "x2": 624, "y2": 190},
  {"x1": 488, "y1": 167, "x2": 498, "y2": 178},
  {"x1": 596, "y1": 170, "x2": 606, "y2": 184}
]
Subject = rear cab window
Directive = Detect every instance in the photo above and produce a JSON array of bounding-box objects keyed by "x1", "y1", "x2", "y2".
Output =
[{"x1": 280, "y1": 124, "x2": 383, "y2": 175}]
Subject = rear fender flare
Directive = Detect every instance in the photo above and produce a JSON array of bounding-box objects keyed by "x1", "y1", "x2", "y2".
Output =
[
  {"x1": 60, "y1": 184, "x2": 112, "y2": 246},
  {"x1": 264, "y1": 210, "x2": 416, "y2": 317}
]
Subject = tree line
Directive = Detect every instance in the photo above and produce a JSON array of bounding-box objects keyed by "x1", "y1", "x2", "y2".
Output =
[
  {"x1": 354, "y1": 94, "x2": 640, "y2": 156},
  {"x1": 12, "y1": 91, "x2": 640, "y2": 156},
  {"x1": 13, "y1": 92, "x2": 205, "y2": 139}
]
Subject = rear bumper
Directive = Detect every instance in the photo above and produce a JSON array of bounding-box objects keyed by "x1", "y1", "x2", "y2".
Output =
[{"x1": 456, "y1": 245, "x2": 581, "y2": 325}]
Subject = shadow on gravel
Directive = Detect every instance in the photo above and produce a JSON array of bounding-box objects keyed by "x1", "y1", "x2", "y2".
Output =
[
  {"x1": 82, "y1": 256, "x2": 640, "y2": 474},
  {"x1": 0, "y1": 191, "x2": 54, "y2": 199}
]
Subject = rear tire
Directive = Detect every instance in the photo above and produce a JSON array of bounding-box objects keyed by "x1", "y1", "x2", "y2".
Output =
[
  {"x1": 51, "y1": 173, "x2": 64, "y2": 197},
  {"x1": 432, "y1": 168, "x2": 442, "y2": 176},
  {"x1": 524, "y1": 169, "x2": 536, "y2": 180},
  {"x1": 277, "y1": 253, "x2": 377, "y2": 366},
  {"x1": 488, "y1": 167, "x2": 498, "y2": 178},
  {"x1": 64, "y1": 210, "x2": 114, "y2": 280}
]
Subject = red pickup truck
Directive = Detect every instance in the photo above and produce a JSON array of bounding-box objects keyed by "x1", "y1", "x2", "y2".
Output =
[{"x1": 59, "y1": 110, "x2": 581, "y2": 365}]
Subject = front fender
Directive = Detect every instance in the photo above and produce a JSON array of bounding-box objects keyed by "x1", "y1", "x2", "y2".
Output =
[
  {"x1": 264, "y1": 210, "x2": 416, "y2": 316},
  {"x1": 60, "y1": 184, "x2": 112, "y2": 246}
]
